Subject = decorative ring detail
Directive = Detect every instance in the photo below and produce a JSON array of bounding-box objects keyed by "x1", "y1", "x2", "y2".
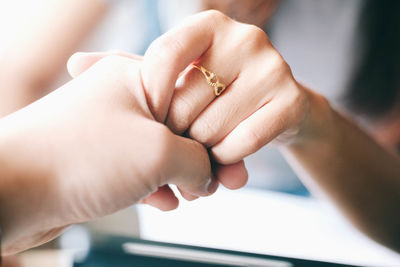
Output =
[{"x1": 193, "y1": 65, "x2": 226, "y2": 96}]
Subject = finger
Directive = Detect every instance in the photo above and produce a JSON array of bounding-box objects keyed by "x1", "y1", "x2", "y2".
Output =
[
  {"x1": 141, "y1": 185, "x2": 179, "y2": 211},
  {"x1": 165, "y1": 132, "x2": 218, "y2": 197},
  {"x1": 141, "y1": 10, "x2": 234, "y2": 122},
  {"x1": 187, "y1": 48, "x2": 282, "y2": 147},
  {"x1": 165, "y1": 50, "x2": 239, "y2": 135},
  {"x1": 213, "y1": 160, "x2": 248, "y2": 190},
  {"x1": 165, "y1": 21, "x2": 274, "y2": 144},
  {"x1": 67, "y1": 51, "x2": 143, "y2": 78},
  {"x1": 177, "y1": 187, "x2": 199, "y2": 201},
  {"x1": 211, "y1": 88, "x2": 304, "y2": 164}
]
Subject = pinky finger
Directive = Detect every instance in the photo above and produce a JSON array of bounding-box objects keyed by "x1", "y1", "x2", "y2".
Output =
[
  {"x1": 141, "y1": 185, "x2": 179, "y2": 211},
  {"x1": 213, "y1": 160, "x2": 248, "y2": 190},
  {"x1": 177, "y1": 187, "x2": 199, "y2": 201},
  {"x1": 211, "y1": 97, "x2": 294, "y2": 165}
]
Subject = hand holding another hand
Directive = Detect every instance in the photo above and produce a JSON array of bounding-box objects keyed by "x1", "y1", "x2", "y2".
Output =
[
  {"x1": 0, "y1": 10, "x2": 316, "y2": 255},
  {"x1": 0, "y1": 56, "x2": 217, "y2": 254},
  {"x1": 142, "y1": 10, "x2": 311, "y2": 161},
  {"x1": 72, "y1": 10, "x2": 314, "y2": 198},
  {"x1": 61, "y1": 10, "x2": 400, "y2": 254}
]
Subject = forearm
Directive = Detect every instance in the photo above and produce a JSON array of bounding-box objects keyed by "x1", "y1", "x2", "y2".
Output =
[
  {"x1": 283, "y1": 89, "x2": 400, "y2": 251},
  {"x1": 0, "y1": 113, "x2": 65, "y2": 254},
  {"x1": 0, "y1": 0, "x2": 107, "y2": 116}
]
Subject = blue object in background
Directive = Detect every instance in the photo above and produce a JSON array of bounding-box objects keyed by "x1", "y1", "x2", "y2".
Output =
[{"x1": 137, "y1": 0, "x2": 162, "y2": 55}]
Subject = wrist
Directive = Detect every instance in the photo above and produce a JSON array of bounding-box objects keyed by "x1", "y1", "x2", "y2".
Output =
[
  {"x1": 288, "y1": 87, "x2": 335, "y2": 147},
  {"x1": 0, "y1": 114, "x2": 63, "y2": 253}
]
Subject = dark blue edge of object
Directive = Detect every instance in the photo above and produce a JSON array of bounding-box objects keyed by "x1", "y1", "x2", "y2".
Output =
[{"x1": 74, "y1": 235, "x2": 363, "y2": 267}]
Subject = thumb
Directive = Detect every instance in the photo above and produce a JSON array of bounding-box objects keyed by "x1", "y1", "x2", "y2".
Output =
[
  {"x1": 165, "y1": 133, "x2": 218, "y2": 197},
  {"x1": 67, "y1": 51, "x2": 143, "y2": 78}
]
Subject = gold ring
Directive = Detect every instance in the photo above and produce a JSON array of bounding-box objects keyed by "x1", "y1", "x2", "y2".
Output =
[{"x1": 193, "y1": 65, "x2": 226, "y2": 96}]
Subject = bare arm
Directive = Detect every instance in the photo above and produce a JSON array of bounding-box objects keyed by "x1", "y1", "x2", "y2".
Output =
[
  {"x1": 0, "y1": 0, "x2": 107, "y2": 116},
  {"x1": 283, "y1": 89, "x2": 400, "y2": 252},
  {"x1": 128, "y1": 10, "x2": 400, "y2": 251}
]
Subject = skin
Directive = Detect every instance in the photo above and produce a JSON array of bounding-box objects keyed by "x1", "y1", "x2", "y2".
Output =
[
  {"x1": 148, "y1": 11, "x2": 400, "y2": 252},
  {"x1": 0, "y1": 2, "x2": 106, "y2": 259},
  {"x1": 0, "y1": 56, "x2": 219, "y2": 254},
  {"x1": 1, "y1": 0, "x2": 399, "y2": 257},
  {"x1": 76, "y1": 10, "x2": 400, "y2": 251},
  {"x1": 0, "y1": 0, "x2": 275, "y2": 118},
  {"x1": 368, "y1": 103, "x2": 400, "y2": 156},
  {"x1": 0, "y1": 0, "x2": 107, "y2": 117},
  {"x1": 0, "y1": 0, "x2": 252, "y2": 257}
]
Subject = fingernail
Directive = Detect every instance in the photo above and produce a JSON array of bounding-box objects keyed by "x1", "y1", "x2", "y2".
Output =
[{"x1": 207, "y1": 178, "x2": 219, "y2": 194}]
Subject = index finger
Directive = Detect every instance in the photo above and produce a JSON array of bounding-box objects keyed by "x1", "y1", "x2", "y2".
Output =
[{"x1": 141, "y1": 10, "x2": 233, "y2": 122}]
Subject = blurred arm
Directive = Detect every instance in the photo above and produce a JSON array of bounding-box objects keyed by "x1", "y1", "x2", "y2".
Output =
[
  {"x1": 0, "y1": 0, "x2": 107, "y2": 116},
  {"x1": 283, "y1": 90, "x2": 400, "y2": 252}
]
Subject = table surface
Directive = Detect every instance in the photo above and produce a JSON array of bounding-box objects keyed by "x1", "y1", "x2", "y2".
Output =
[
  {"x1": 15, "y1": 188, "x2": 400, "y2": 267},
  {"x1": 138, "y1": 188, "x2": 400, "y2": 267}
]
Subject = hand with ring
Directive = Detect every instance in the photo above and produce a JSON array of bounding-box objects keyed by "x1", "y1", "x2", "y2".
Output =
[
  {"x1": 69, "y1": 10, "x2": 313, "y2": 200},
  {"x1": 140, "y1": 10, "x2": 313, "y2": 196},
  {"x1": 68, "y1": 10, "x2": 400, "y2": 252}
]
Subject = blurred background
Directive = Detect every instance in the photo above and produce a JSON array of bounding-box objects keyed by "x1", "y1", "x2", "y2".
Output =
[{"x1": 1, "y1": 0, "x2": 400, "y2": 266}]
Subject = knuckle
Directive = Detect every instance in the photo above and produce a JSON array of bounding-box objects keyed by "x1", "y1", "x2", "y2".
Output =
[
  {"x1": 242, "y1": 127, "x2": 264, "y2": 153},
  {"x1": 145, "y1": 36, "x2": 184, "y2": 68},
  {"x1": 269, "y1": 50, "x2": 286, "y2": 69},
  {"x1": 245, "y1": 24, "x2": 268, "y2": 41},
  {"x1": 167, "y1": 96, "x2": 193, "y2": 134},
  {"x1": 189, "y1": 118, "x2": 215, "y2": 147},
  {"x1": 290, "y1": 86, "x2": 306, "y2": 104},
  {"x1": 239, "y1": 24, "x2": 270, "y2": 51},
  {"x1": 264, "y1": 50, "x2": 289, "y2": 78},
  {"x1": 284, "y1": 85, "x2": 308, "y2": 120},
  {"x1": 201, "y1": 9, "x2": 230, "y2": 24}
]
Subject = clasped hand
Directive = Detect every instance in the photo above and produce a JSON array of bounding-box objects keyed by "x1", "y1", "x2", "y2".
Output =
[{"x1": 0, "y1": 10, "x2": 311, "y2": 254}]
